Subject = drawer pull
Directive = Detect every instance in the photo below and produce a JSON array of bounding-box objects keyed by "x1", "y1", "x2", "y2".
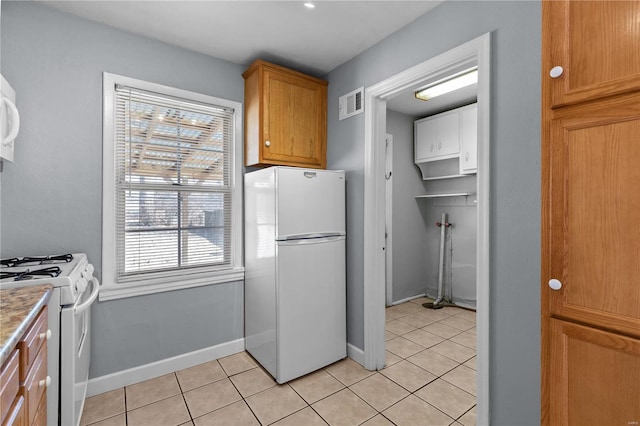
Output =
[
  {"x1": 39, "y1": 330, "x2": 52, "y2": 341},
  {"x1": 39, "y1": 376, "x2": 51, "y2": 388}
]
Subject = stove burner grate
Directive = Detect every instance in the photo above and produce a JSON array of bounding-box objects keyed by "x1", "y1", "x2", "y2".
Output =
[
  {"x1": 0, "y1": 254, "x2": 73, "y2": 268},
  {"x1": 0, "y1": 266, "x2": 63, "y2": 281}
]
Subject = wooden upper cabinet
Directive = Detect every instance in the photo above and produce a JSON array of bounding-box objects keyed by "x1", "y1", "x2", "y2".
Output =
[
  {"x1": 544, "y1": 1, "x2": 640, "y2": 108},
  {"x1": 548, "y1": 95, "x2": 640, "y2": 338},
  {"x1": 243, "y1": 60, "x2": 328, "y2": 169}
]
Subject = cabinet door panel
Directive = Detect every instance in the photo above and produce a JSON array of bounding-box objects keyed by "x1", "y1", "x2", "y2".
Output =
[
  {"x1": 549, "y1": 319, "x2": 640, "y2": 426},
  {"x1": 548, "y1": 96, "x2": 640, "y2": 337},
  {"x1": 545, "y1": 1, "x2": 640, "y2": 108},
  {"x1": 436, "y1": 111, "x2": 460, "y2": 157},
  {"x1": 415, "y1": 119, "x2": 437, "y2": 161},
  {"x1": 263, "y1": 70, "x2": 326, "y2": 168},
  {"x1": 459, "y1": 105, "x2": 477, "y2": 174}
]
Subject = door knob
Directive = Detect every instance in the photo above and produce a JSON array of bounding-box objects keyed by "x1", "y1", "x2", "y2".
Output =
[
  {"x1": 265, "y1": 140, "x2": 271, "y2": 147},
  {"x1": 549, "y1": 66, "x2": 564, "y2": 78},
  {"x1": 548, "y1": 278, "x2": 562, "y2": 290}
]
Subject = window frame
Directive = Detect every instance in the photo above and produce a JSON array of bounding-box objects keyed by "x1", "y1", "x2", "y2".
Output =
[{"x1": 101, "y1": 72, "x2": 244, "y2": 301}]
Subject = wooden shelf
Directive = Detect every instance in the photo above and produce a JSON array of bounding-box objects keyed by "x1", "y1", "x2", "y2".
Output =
[{"x1": 415, "y1": 192, "x2": 475, "y2": 199}]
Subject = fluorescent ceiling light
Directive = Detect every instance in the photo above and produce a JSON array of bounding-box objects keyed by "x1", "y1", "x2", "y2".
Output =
[
  {"x1": 415, "y1": 67, "x2": 478, "y2": 101},
  {"x1": 304, "y1": 2, "x2": 315, "y2": 9}
]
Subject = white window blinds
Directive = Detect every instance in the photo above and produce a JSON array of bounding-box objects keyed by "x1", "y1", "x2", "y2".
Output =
[{"x1": 114, "y1": 85, "x2": 235, "y2": 278}]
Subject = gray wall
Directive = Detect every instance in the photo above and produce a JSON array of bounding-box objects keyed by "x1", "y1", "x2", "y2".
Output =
[
  {"x1": 325, "y1": 1, "x2": 541, "y2": 424},
  {"x1": 386, "y1": 109, "x2": 430, "y2": 303},
  {"x1": 0, "y1": 2, "x2": 245, "y2": 378}
]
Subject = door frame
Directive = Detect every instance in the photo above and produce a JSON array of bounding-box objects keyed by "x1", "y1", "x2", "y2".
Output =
[
  {"x1": 362, "y1": 32, "x2": 491, "y2": 424},
  {"x1": 385, "y1": 133, "x2": 394, "y2": 306}
]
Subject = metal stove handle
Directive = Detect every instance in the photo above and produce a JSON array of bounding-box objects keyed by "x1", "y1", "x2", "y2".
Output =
[{"x1": 74, "y1": 277, "x2": 100, "y2": 315}]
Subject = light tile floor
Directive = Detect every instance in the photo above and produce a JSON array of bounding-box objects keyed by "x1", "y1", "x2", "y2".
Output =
[{"x1": 81, "y1": 298, "x2": 476, "y2": 426}]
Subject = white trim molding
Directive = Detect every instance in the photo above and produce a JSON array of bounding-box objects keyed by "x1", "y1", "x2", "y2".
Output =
[
  {"x1": 363, "y1": 33, "x2": 491, "y2": 425},
  {"x1": 87, "y1": 338, "x2": 245, "y2": 397},
  {"x1": 347, "y1": 343, "x2": 366, "y2": 366}
]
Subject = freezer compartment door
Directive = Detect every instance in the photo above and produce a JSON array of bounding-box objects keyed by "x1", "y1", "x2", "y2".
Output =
[
  {"x1": 276, "y1": 237, "x2": 346, "y2": 383},
  {"x1": 276, "y1": 168, "x2": 345, "y2": 239}
]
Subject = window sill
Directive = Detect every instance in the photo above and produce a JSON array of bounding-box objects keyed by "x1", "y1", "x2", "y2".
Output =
[{"x1": 98, "y1": 267, "x2": 245, "y2": 301}]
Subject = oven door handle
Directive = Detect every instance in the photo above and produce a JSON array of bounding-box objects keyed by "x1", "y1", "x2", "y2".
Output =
[{"x1": 74, "y1": 277, "x2": 100, "y2": 315}]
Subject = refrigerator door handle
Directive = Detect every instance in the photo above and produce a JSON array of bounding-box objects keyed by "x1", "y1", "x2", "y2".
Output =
[
  {"x1": 276, "y1": 232, "x2": 344, "y2": 241},
  {"x1": 277, "y1": 235, "x2": 345, "y2": 246}
]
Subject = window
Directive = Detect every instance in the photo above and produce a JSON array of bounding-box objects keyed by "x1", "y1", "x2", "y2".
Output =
[{"x1": 102, "y1": 73, "x2": 243, "y2": 300}]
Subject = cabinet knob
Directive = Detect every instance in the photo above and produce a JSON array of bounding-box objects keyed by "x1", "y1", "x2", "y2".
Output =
[
  {"x1": 265, "y1": 140, "x2": 271, "y2": 147},
  {"x1": 548, "y1": 278, "x2": 562, "y2": 290},
  {"x1": 549, "y1": 66, "x2": 564, "y2": 78},
  {"x1": 39, "y1": 376, "x2": 51, "y2": 388},
  {"x1": 39, "y1": 329, "x2": 52, "y2": 341}
]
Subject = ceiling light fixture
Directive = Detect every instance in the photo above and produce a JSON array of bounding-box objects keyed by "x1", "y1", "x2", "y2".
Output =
[
  {"x1": 415, "y1": 67, "x2": 478, "y2": 101},
  {"x1": 304, "y1": 2, "x2": 315, "y2": 9}
]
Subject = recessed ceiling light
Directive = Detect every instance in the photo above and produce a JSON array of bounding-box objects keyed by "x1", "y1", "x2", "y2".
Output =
[
  {"x1": 415, "y1": 67, "x2": 478, "y2": 101},
  {"x1": 304, "y1": 2, "x2": 315, "y2": 9}
]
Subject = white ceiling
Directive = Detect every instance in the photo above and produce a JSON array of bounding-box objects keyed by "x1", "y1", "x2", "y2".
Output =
[
  {"x1": 42, "y1": 0, "x2": 475, "y2": 118},
  {"x1": 42, "y1": 0, "x2": 442, "y2": 76}
]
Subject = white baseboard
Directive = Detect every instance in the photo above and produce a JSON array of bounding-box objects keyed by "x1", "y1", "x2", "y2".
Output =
[
  {"x1": 392, "y1": 293, "x2": 427, "y2": 306},
  {"x1": 347, "y1": 343, "x2": 365, "y2": 367},
  {"x1": 87, "y1": 338, "x2": 245, "y2": 397}
]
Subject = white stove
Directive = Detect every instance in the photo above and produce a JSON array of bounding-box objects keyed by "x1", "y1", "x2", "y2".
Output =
[
  {"x1": 1, "y1": 253, "x2": 95, "y2": 305},
  {"x1": 0, "y1": 253, "x2": 100, "y2": 426}
]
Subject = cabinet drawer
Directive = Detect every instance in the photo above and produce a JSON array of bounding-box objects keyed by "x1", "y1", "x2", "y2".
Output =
[
  {"x1": 0, "y1": 350, "x2": 20, "y2": 424},
  {"x1": 1, "y1": 395, "x2": 25, "y2": 426},
  {"x1": 23, "y1": 347, "x2": 47, "y2": 426},
  {"x1": 17, "y1": 307, "x2": 48, "y2": 381}
]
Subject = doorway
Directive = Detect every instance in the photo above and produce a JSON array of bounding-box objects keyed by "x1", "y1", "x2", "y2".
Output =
[{"x1": 362, "y1": 33, "x2": 491, "y2": 424}]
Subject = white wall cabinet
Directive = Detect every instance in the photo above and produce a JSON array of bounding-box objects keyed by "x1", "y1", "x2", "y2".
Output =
[
  {"x1": 414, "y1": 103, "x2": 477, "y2": 179},
  {"x1": 414, "y1": 109, "x2": 460, "y2": 162},
  {"x1": 459, "y1": 104, "x2": 477, "y2": 174}
]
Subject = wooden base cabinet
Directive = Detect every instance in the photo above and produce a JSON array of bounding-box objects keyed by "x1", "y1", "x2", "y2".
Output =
[
  {"x1": 0, "y1": 307, "x2": 49, "y2": 426},
  {"x1": 243, "y1": 60, "x2": 328, "y2": 169}
]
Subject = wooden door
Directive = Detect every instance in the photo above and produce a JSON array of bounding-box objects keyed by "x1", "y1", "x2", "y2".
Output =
[
  {"x1": 546, "y1": 1, "x2": 640, "y2": 108},
  {"x1": 262, "y1": 68, "x2": 327, "y2": 169},
  {"x1": 542, "y1": 1, "x2": 640, "y2": 424}
]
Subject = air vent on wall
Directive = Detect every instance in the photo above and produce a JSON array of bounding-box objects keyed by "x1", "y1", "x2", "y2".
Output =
[{"x1": 338, "y1": 86, "x2": 364, "y2": 120}]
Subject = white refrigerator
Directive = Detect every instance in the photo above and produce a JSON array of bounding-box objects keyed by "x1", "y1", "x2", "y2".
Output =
[{"x1": 244, "y1": 166, "x2": 346, "y2": 383}]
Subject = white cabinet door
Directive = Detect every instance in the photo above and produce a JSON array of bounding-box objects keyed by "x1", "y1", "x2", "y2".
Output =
[
  {"x1": 459, "y1": 104, "x2": 477, "y2": 174},
  {"x1": 437, "y1": 111, "x2": 460, "y2": 157},
  {"x1": 414, "y1": 109, "x2": 460, "y2": 163},
  {"x1": 414, "y1": 118, "x2": 438, "y2": 161}
]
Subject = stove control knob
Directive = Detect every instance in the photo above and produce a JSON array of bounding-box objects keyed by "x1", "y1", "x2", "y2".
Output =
[
  {"x1": 86, "y1": 264, "x2": 95, "y2": 275},
  {"x1": 75, "y1": 278, "x2": 88, "y2": 294}
]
